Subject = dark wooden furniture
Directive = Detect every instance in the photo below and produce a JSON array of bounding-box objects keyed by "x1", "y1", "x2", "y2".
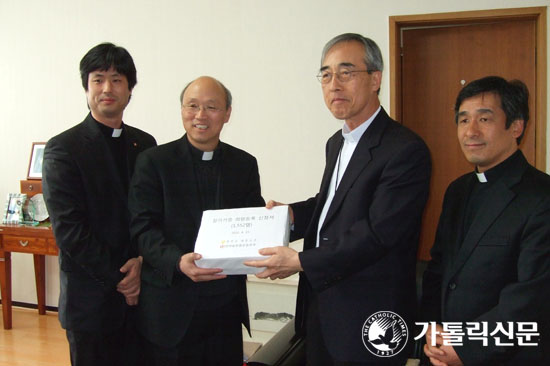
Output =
[
  {"x1": 20, "y1": 180, "x2": 43, "y2": 197},
  {"x1": 0, "y1": 224, "x2": 57, "y2": 329},
  {"x1": 0, "y1": 180, "x2": 57, "y2": 329}
]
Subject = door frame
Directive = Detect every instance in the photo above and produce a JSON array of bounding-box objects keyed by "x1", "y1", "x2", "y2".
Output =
[{"x1": 389, "y1": 7, "x2": 547, "y2": 170}]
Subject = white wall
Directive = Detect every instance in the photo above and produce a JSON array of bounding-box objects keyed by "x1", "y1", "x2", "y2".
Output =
[{"x1": 0, "y1": 0, "x2": 548, "y2": 306}]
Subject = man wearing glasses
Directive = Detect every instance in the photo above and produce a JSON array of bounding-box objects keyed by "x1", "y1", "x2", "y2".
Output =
[
  {"x1": 128, "y1": 76, "x2": 264, "y2": 365},
  {"x1": 246, "y1": 33, "x2": 431, "y2": 365}
]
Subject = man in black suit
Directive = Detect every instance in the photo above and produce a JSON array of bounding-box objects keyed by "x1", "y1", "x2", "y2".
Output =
[
  {"x1": 421, "y1": 76, "x2": 550, "y2": 365},
  {"x1": 245, "y1": 33, "x2": 431, "y2": 365},
  {"x1": 128, "y1": 76, "x2": 264, "y2": 366},
  {"x1": 42, "y1": 43, "x2": 156, "y2": 366}
]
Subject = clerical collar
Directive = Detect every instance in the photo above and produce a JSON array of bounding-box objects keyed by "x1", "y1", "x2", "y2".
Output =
[
  {"x1": 475, "y1": 172, "x2": 488, "y2": 183},
  {"x1": 342, "y1": 106, "x2": 380, "y2": 143},
  {"x1": 202, "y1": 151, "x2": 214, "y2": 161},
  {"x1": 94, "y1": 116, "x2": 124, "y2": 139},
  {"x1": 474, "y1": 150, "x2": 522, "y2": 183},
  {"x1": 188, "y1": 140, "x2": 220, "y2": 161},
  {"x1": 112, "y1": 128, "x2": 123, "y2": 138}
]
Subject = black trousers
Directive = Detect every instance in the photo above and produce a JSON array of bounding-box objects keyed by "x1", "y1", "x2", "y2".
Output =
[
  {"x1": 143, "y1": 297, "x2": 244, "y2": 366},
  {"x1": 66, "y1": 307, "x2": 142, "y2": 366}
]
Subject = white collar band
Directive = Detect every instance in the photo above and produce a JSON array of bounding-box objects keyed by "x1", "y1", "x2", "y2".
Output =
[
  {"x1": 112, "y1": 128, "x2": 122, "y2": 138},
  {"x1": 476, "y1": 172, "x2": 487, "y2": 183},
  {"x1": 202, "y1": 151, "x2": 214, "y2": 161}
]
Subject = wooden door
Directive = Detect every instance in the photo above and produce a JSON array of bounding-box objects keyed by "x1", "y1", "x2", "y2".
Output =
[{"x1": 399, "y1": 18, "x2": 538, "y2": 260}]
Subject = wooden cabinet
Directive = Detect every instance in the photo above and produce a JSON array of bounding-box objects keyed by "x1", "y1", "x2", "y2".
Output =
[
  {"x1": 0, "y1": 225, "x2": 57, "y2": 329},
  {"x1": 2, "y1": 231, "x2": 57, "y2": 255},
  {"x1": 0, "y1": 225, "x2": 57, "y2": 255},
  {"x1": 20, "y1": 180, "x2": 43, "y2": 198}
]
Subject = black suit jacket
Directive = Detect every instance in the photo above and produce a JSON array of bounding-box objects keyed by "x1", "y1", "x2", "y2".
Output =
[
  {"x1": 291, "y1": 108, "x2": 431, "y2": 363},
  {"x1": 42, "y1": 113, "x2": 156, "y2": 332},
  {"x1": 128, "y1": 135, "x2": 265, "y2": 347},
  {"x1": 422, "y1": 151, "x2": 550, "y2": 365}
]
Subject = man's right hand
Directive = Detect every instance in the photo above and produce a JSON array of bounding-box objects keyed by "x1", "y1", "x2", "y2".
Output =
[{"x1": 179, "y1": 252, "x2": 227, "y2": 282}]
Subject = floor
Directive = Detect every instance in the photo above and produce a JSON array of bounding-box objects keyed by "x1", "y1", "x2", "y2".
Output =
[
  {"x1": 0, "y1": 305, "x2": 262, "y2": 366},
  {"x1": 0, "y1": 306, "x2": 69, "y2": 366}
]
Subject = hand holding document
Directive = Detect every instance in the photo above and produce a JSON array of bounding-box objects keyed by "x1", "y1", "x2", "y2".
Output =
[
  {"x1": 244, "y1": 245, "x2": 303, "y2": 280},
  {"x1": 179, "y1": 252, "x2": 227, "y2": 282},
  {"x1": 194, "y1": 206, "x2": 290, "y2": 275}
]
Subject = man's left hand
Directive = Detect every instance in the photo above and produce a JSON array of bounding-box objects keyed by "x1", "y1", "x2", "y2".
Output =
[{"x1": 117, "y1": 256, "x2": 143, "y2": 306}]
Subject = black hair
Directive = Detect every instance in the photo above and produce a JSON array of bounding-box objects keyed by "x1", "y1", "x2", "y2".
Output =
[
  {"x1": 321, "y1": 33, "x2": 383, "y2": 95},
  {"x1": 79, "y1": 42, "x2": 137, "y2": 91},
  {"x1": 454, "y1": 76, "x2": 529, "y2": 144}
]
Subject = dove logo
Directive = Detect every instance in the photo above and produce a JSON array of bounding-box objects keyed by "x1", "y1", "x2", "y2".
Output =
[{"x1": 361, "y1": 311, "x2": 408, "y2": 357}]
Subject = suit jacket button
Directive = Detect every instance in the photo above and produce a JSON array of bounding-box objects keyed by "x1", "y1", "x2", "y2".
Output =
[{"x1": 449, "y1": 282, "x2": 457, "y2": 290}]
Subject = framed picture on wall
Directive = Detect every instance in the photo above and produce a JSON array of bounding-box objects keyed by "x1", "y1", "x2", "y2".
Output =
[{"x1": 27, "y1": 142, "x2": 46, "y2": 180}]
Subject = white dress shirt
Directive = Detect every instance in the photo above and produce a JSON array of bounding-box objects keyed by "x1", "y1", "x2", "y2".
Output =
[{"x1": 316, "y1": 107, "x2": 381, "y2": 247}]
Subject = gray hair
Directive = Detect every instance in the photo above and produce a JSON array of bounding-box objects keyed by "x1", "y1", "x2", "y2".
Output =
[
  {"x1": 321, "y1": 33, "x2": 384, "y2": 73},
  {"x1": 179, "y1": 77, "x2": 233, "y2": 109}
]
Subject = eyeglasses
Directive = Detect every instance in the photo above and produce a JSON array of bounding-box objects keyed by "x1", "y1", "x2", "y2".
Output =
[
  {"x1": 182, "y1": 103, "x2": 223, "y2": 114},
  {"x1": 316, "y1": 70, "x2": 374, "y2": 84}
]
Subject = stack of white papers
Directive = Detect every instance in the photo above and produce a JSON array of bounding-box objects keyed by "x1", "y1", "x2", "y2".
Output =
[{"x1": 194, "y1": 206, "x2": 290, "y2": 275}]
